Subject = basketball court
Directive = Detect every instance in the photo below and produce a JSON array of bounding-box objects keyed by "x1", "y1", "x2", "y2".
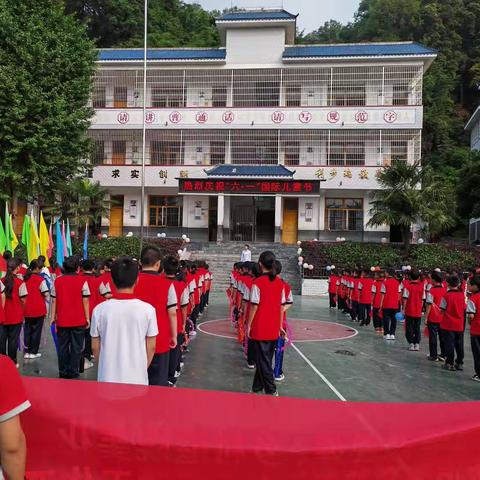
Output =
[{"x1": 21, "y1": 295, "x2": 480, "y2": 403}]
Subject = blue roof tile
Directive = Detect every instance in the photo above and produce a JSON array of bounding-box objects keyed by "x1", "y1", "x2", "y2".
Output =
[
  {"x1": 218, "y1": 10, "x2": 296, "y2": 21},
  {"x1": 206, "y1": 165, "x2": 294, "y2": 178},
  {"x1": 283, "y1": 43, "x2": 437, "y2": 59},
  {"x1": 98, "y1": 49, "x2": 225, "y2": 62}
]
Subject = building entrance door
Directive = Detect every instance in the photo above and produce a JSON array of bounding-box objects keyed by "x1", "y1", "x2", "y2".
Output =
[
  {"x1": 109, "y1": 195, "x2": 124, "y2": 237},
  {"x1": 230, "y1": 197, "x2": 274, "y2": 242},
  {"x1": 282, "y1": 198, "x2": 298, "y2": 244}
]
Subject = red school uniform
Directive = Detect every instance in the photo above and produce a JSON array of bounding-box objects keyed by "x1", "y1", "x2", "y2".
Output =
[
  {"x1": 81, "y1": 273, "x2": 104, "y2": 317},
  {"x1": 134, "y1": 272, "x2": 177, "y2": 354},
  {"x1": 173, "y1": 278, "x2": 189, "y2": 334},
  {"x1": 402, "y1": 280, "x2": 424, "y2": 318},
  {"x1": 440, "y1": 290, "x2": 466, "y2": 332},
  {"x1": 24, "y1": 273, "x2": 49, "y2": 318},
  {"x1": 194, "y1": 272, "x2": 202, "y2": 306},
  {"x1": 381, "y1": 278, "x2": 401, "y2": 309},
  {"x1": 0, "y1": 281, "x2": 5, "y2": 324},
  {"x1": 0, "y1": 355, "x2": 31, "y2": 421},
  {"x1": 281, "y1": 279, "x2": 293, "y2": 328},
  {"x1": 4, "y1": 277, "x2": 27, "y2": 325},
  {"x1": 249, "y1": 274, "x2": 285, "y2": 341},
  {"x1": 467, "y1": 293, "x2": 480, "y2": 336},
  {"x1": 425, "y1": 285, "x2": 446, "y2": 324},
  {"x1": 328, "y1": 275, "x2": 338, "y2": 295},
  {"x1": 51, "y1": 274, "x2": 90, "y2": 327},
  {"x1": 358, "y1": 277, "x2": 374, "y2": 305},
  {"x1": 372, "y1": 279, "x2": 384, "y2": 309},
  {"x1": 351, "y1": 278, "x2": 361, "y2": 302}
]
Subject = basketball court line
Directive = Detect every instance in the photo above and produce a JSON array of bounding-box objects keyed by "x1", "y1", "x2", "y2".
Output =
[{"x1": 290, "y1": 342, "x2": 347, "y2": 402}]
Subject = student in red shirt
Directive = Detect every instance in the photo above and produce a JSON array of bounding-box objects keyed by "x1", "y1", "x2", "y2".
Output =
[
  {"x1": 358, "y1": 269, "x2": 374, "y2": 326},
  {"x1": 467, "y1": 275, "x2": 480, "y2": 382},
  {"x1": 0, "y1": 354, "x2": 30, "y2": 479},
  {"x1": 349, "y1": 270, "x2": 361, "y2": 322},
  {"x1": 165, "y1": 256, "x2": 189, "y2": 386},
  {"x1": 187, "y1": 263, "x2": 200, "y2": 333},
  {"x1": 23, "y1": 260, "x2": 49, "y2": 359},
  {"x1": 242, "y1": 262, "x2": 260, "y2": 369},
  {"x1": 371, "y1": 270, "x2": 384, "y2": 333},
  {"x1": 50, "y1": 256, "x2": 90, "y2": 379},
  {"x1": 247, "y1": 251, "x2": 286, "y2": 396},
  {"x1": 328, "y1": 269, "x2": 338, "y2": 308},
  {"x1": 380, "y1": 268, "x2": 401, "y2": 340},
  {"x1": 425, "y1": 270, "x2": 447, "y2": 361},
  {"x1": 134, "y1": 246, "x2": 177, "y2": 387},
  {"x1": 0, "y1": 259, "x2": 28, "y2": 366},
  {"x1": 402, "y1": 269, "x2": 424, "y2": 351},
  {"x1": 440, "y1": 275, "x2": 466, "y2": 371}
]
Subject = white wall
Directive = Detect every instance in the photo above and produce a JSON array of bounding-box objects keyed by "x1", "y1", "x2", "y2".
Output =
[
  {"x1": 182, "y1": 195, "x2": 209, "y2": 229},
  {"x1": 471, "y1": 121, "x2": 480, "y2": 151},
  {"x1": 302, "y1": 279, "x2": 329, "y2": 297},
  {"x1": 225, "y1": 28, "x2": 285, "y2": 65},
  {"x1": 298, "y1": 197, "x2": 320, "y2": 231}
]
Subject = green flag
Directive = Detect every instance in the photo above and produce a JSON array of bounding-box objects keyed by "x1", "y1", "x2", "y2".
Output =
[
  {"x1": 0, "y1": 217, "x2": 6, "y2": 253},
  {"x1": 4, "y1": 203, "x2": 18, "y2": 254},
  {"x1": 21, "y1": 215, "x2": 30, "y2": 253}
]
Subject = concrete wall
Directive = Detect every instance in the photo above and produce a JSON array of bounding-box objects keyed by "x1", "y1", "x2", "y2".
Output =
[{"x1": 301, "y1": 279, "x2": 329, "y2": 297}]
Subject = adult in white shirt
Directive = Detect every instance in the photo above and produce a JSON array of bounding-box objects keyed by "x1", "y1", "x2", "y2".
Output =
[
  {"x1": 240, "y1": 245, "x2": 252, "y2": 263},
  {"x1": 91, "y1": 257, "x2": 158, "y2": 386}
]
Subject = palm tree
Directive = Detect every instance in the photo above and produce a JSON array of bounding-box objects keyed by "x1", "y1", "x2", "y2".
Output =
[{"x1": 368, "y1": 161, "x2": 455, "y2": 251}]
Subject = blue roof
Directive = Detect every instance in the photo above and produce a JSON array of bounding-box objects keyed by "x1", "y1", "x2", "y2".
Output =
[
  {"x1": 283, "y1": 42, "x2": 437, "y2": 59},
  {"x1": 98, "y1": 49, "x2": 225, "y2": 62},
  {"x1": 206, "y1": 165, "x2": 294, "y2": 178},
  {"x1": 218, "y1": 9, "x2": 296, "y2": 21}
]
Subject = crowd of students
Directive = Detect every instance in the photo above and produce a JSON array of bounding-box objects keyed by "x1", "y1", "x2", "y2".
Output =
[
  {"x1": 327, "y1": 266, "x2": 480, "y2": 380},
  {"x1": 227, "y1": 251, "x2": 293, "y2": 396},
  {"x1": 0, "y1": 248, "x2": 212, "y2": 387}
]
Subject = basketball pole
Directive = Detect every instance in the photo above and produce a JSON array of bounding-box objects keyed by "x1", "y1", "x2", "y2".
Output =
[{"x1": 139, "y1": 0, "x2": 148, "y2": 256}]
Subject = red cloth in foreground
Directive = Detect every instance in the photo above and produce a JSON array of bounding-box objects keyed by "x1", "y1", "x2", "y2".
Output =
[{"x1": 22, "y1": 377, "x2": 480, "y2": 480}]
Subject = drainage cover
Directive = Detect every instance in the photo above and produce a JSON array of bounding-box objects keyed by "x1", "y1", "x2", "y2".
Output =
[{"x1": 335, "y1": 350, "x2": 356, "y2": 356}]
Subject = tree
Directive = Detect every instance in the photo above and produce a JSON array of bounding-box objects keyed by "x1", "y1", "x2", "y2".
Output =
[
  {"x1": 44, "y1": 178, "x2": 111, "y2": 235},
  {"x1": 456, "y1": 150, "x2": 480, "y2": 220},
  {"x1": 0, "y1": 0, "x2": 96, "y2": 202},
  {"x1": 367, "y1": 162, "x2": 455, "y2": 251}
]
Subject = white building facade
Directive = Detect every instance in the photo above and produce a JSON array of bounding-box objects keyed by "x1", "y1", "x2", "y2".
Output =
[{"x1": 88, "y1": 9, "x2": 436, "y2": 243}]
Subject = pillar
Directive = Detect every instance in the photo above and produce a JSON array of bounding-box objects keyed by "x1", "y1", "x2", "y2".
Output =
[
  {"x1": 217, "y1": 194, "x2": 225, "y2": 243},
  {"x1": 318, "y1": 194, "x2": 325, "y2": 239},
  {"x1": 274, "y1": 195, "x2": 282, "y2": 243}
]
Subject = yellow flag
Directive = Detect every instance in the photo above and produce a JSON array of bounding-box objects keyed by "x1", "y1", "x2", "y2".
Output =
[
  {"x1": 28, "y1": 213, "x2": 40, "y2": 263},
  {"x1": 39, "y1": 212, "x2": 50, "y2": 267},
  {"x1": 8, "y1": 213, "x2": 18, "y2": 253}
]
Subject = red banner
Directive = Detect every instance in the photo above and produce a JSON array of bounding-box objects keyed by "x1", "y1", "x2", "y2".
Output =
[{"x1": 22, "y1": 377, "x2": 480, "y2": 479}]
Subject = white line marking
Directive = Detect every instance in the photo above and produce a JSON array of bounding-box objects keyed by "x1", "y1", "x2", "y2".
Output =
[{"x1": 290, "y1": 342, "x2": 347, "y2": 402}]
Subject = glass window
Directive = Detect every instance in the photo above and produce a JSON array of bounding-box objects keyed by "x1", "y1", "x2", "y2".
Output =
[
  {"x1": 326, "y1": 198, "x2": 363, "y2": 231},
  {"x1": 149, "y1": 196, "x2": 183, "y2": 227},
  {"x1": 151, "y1": 85, "x2": 183, "y2": 108}
]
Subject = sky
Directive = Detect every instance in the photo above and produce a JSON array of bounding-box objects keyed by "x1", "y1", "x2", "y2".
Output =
[{"x1": 184, "y1": 0, "x2": 361, "y2": 33}]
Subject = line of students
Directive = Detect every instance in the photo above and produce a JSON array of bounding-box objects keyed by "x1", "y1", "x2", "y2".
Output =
[
  {"x1": 0, "y1": 248, "x2": 212, "y2": 386},
  {"x1": 227, "y1": 252, "x2": 293, "y2": 396},
  {"x1": 328, "y1": 266, "x2": 480, "y2": 380}
]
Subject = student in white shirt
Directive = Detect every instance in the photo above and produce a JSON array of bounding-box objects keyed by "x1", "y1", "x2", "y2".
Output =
[
  {"x1": 91, "y1": 257, "x2": 158, "y2": 386},
  {"x1": 240, "y1": 245, "x2": 252, "y2": 263}
]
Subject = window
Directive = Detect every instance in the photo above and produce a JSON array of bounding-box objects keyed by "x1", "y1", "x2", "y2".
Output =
[
  {"x1": 212, "y1": 86, "x2": 227, "y2": 107},
  {"x1": 285, "y1": 84, "x2": 301, "y2": 107},
  {"x1": 91, "y1": 140, "x2": 105, "y2": 165},
  {"x1": 210, "y1": 141, "x2": 225, "y2": 165},
  {"x1": 326, "y1": 198, "x2": 363, "y2": 231},
  {"x1": 255, "y1": 81, "x2": 280, "y2": 107},
  {"x1": 392, "y1": 84, "x2": 409, "y2": 106},
  {"x1": 329, "y1": 142, "x2": 365, "y2": 166},
  {"x1": 330, "y1": 84, "x2": 366, "y2": 106},
  {"x1": 151, "y1": 86, "x2": 183, "y2": 108},
  {"x1": 391, "y1": 140, "x2": 408, "y2": 164},
  {"x1": 113, "y1": 86, "x2": 128, "y2": 108},
  {"x1": 92, "y1": 87, "x2": 106, "y2": 108},
  {"x1": 112, "y1": 140, "x2": 126, "y2": 165},
  {"x1": 151, "y1": 141, "x2": 182, "y2": 165},
  {"x1": 284, "y1": 142, "x2": 300, "y2": 166},
  {"x1": 149, "y1": 196, "x2": 183, "y2": 227}
]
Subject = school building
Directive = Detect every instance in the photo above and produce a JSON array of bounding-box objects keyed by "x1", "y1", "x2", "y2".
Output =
[
  {"x1": 466, "y1": 106, "x2": 480, "y2": 242},
  {"x1": 88, "y1": 8, "x2": 437, "y2": 244}
]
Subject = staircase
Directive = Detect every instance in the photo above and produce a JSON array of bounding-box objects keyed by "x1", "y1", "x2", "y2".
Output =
[{"x1": 187, "y1": 242, "x2": 301, "y2": 295}]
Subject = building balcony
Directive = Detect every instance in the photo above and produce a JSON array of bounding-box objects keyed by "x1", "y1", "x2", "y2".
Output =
[{"x1": 90, "y1": 106, "x2": 423, "y2": 130}]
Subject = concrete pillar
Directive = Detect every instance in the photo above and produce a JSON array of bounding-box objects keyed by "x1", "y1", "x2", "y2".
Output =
[
  {"x1": 318, "y1": 194, "x2": 325, "y2": 238},
  {"x1": 225, "y1": 131, "x2": 232, "y2": 164},
  {"x1": 217, "y1": 194, "x2": 225, "y2": 242},
  {"x1": 274, "y1": 195, "x2": 282, "y2": 243}
]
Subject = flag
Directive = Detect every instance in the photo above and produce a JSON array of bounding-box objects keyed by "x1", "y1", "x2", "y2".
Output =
[
  {"x1": 66, "y1": 219, "x2": 73, "y2": 256},
  {"x1": 39, "y1": 212, "x2": 50, "y2": 267},
  {"x1": 5, "y1": 204, "x2": 18, "y2": 254},
  {"x1": 28, "y1": 213, "x2": 40, "y2": 264},
  {"x1": 61, "y1": 221, "x2": 67, "y2": 257},
  {"x1": 47, "y1": 220, "x2": 54, "y2": 260},
  {"x1": 83, "y1": 222, "x2": 88, "y2": 260},
  {"x1": 21, "y1": 215, "x2": 30, "y2": 252},
  {"x1": 0, "y1": 217, "x2": 6, "y2": 254},
  {"x1": 56, "y1": 220, "x2": 64, "y2": 267}
]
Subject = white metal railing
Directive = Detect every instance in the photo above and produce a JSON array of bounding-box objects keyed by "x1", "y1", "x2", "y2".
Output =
[
  {"x1": 91, "y1": 65, "x2": 423, "y2": 109},
  {"x1": 89, "y1": 129, "x2": 421, "y2": 166}
]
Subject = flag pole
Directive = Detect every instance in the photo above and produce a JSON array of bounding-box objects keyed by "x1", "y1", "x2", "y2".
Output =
[{"x1": 139, "y1": 0, "x2": 148, "y2": 256}]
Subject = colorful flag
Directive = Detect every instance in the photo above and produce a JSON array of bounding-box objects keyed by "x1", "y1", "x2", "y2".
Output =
[
  {"x1": 66, "y1": 219, "x2": 73, "y2": 256},
  {"x1": 28, "y1": 213, "x2": 40, "y2": 263},
  {"x1": 48, "y1": 219, "x2": 54, "y2": 260},
  {"x1": 61, "y1": 221, "x2": 67, "y2": 257},
  {"x1": 5, "y1": 204, "x2": 18, "y2": 254},
  {"x1": 39, "y1": 212, "x2": 50, "y2": 267},
  {"x1": 83, "y1": 222, "x2": 88, "y2": 260},
  {"x1": 21, "y1": 215, "x2": 30, "y2": 252},
  {"x1": 0, "y1": 217, "x2": 6, "y2": 254},
  {"x1": 56, "y1": 220, "x2": 64, "y2": 267}
]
